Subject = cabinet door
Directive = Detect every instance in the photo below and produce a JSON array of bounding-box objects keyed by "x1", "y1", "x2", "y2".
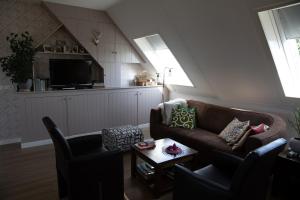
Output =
[
  {"x1": 24, "y1": 96, "x2": 67, "y2": 142},
  {"x1": 108, "y1": 91, "x2": 138, "y2": 127},
  {"x1": 116, "y1": 44, "x2": 132, "y2": 63},
  {"x1": 66, "y1": 93, "x2": 109, "y2": 136},
  {"x1": 131, "y1": 48, "x2": 143, "y2": 63},
  {"x1": 102, "y1": 62, "x2": 121, "y2": 87},
  {"x1": 137, "y1": 88, "x2": 163, "y2": 125}
]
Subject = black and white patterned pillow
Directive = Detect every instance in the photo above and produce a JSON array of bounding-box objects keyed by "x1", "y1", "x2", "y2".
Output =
[{"x1": 219, "y1": 118, "x2": 250, "y2": 145}]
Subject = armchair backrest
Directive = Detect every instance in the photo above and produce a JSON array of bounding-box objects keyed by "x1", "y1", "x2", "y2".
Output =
[
  {"x1": 231, "y1": 138, "x2": 286, "y2": 200},
  {"x1": 42, "y1": 117, "x2": 72, "y2": 160}
]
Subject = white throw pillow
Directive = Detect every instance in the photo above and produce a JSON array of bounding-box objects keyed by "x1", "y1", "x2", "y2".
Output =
[
  {"x1": 158, "y1": 98, "x2": 187, "y2": 125},
  {"x1": 219, "y1": 118, "x2": 250, "y2": 145}
]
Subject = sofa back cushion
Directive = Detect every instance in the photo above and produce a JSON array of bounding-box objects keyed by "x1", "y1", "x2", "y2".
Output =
[{"x1": 187, "y1": 100, "x2": 274, "y2": 134}]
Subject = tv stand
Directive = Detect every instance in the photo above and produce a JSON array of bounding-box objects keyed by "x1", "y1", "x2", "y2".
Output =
[{"x1": 51, "y1": 84, "x2": 94, "y2": 90}]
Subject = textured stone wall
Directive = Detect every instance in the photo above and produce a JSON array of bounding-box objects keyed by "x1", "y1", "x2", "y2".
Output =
[{"x1": 0, "y1": 0, "x2": 61, "y2": 142}]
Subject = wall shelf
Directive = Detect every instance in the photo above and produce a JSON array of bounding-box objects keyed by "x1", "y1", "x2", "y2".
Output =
[{"x1": 36, "y1": 51, "x2": 90, "y2": 56}]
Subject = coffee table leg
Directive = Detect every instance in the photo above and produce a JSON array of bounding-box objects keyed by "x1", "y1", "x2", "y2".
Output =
[
  {"x1": 153, "y1": 167, "x2": 162, "y2": 198},
  {"x1": 131, "y1": 149, "x2": 137, "y2": 178}
]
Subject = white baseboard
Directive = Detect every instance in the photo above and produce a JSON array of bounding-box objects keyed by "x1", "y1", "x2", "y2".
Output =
[
  {"x1": 21, "y1": 139, "x2": 52, "y2": 148},
  {"x1": 21, "y1": 124, "x2": 149, "y2": 149},
  {"x1": 0, "y1": 138, "x2": 21, "y2": 146},
  {"x1": 21, "y1": 131, "x2": 102, "y2": 149},
  {"x1": 138, "y1": 123, "x2": 149, "y2": 129}
]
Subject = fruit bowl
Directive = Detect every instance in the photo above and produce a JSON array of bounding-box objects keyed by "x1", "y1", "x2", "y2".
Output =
[{"x1": 165, "y1": 143, "x2": 182, "y2": 155}]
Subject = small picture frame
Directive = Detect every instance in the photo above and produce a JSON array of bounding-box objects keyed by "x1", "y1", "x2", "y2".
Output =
[
  {"x1": 55, "y1": 46, "x2": 64, "y2": 53},
  {"x1": 43, "y1": 44, "x2": 53, "y2": 53},
  {"x1": 71, "y1": 45, "x2": 78, "y2": 53},
  {"x1": 78, "y1": 46, "x2": 85, "y2": 53}
]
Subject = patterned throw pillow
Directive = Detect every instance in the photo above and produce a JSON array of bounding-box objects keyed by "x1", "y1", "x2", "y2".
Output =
[
  {"x1": 170, "y1": 107, "x2": 196, "y2": 129},
  {"x1": 232, "y1": 129, "x2": 252, "y2": 151},
  {"x1": 218, "y1": 118, "x2": 250, "y2": 145}
]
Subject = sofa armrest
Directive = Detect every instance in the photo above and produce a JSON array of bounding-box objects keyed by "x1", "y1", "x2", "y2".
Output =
[
  {"x1": 150, "y1": 108, "x2": 162, "y2": 124},
  {"x1": 244, "y1": 113, "x2": 287, "y2": 153},
  {"x1": 150, "y1": 108, "x2": 163, "y2": 139}
]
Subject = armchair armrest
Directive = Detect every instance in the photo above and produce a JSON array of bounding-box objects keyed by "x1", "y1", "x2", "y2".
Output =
[
  {"x1": 174, "y1": 164, "x2": 231, "y2": 200},
  {"x1": 67, "y1": 134, "x2": 102, "y2": 155},
  {"x1": 212, "y1": 150, "x2": 243, "y2": 173}
]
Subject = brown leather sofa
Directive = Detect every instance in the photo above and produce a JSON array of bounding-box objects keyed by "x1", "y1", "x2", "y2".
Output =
[{"x1": 150, "y1": 100, "x2": 287, "y2": 160}]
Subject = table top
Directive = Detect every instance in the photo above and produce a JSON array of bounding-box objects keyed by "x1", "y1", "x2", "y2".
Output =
[
  {"x1": 132, "y1": 138, "x2": 198, "y2": 166},
  {"x1": 278, "y1": 149, "x2": 300, "y2": 164}
]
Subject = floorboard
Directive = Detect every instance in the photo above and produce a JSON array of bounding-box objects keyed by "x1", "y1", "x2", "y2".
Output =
[{"x1": 0, "y1": 144, "x2": 172, "y2": 200}]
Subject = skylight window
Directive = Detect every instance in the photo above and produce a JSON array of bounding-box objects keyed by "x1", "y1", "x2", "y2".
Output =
[
  {"x1": 134, "y1": 34, "x2": 193, "y2": 87},
  {"x1": 259, "y1": 3, "x2": 300, "y2": 98}
]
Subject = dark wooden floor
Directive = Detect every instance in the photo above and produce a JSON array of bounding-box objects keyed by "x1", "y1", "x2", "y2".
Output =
[{"x1": 0, "y1": 144, "x2": 172, "y2": 200}]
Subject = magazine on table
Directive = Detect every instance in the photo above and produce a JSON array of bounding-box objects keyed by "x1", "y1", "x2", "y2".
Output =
[{"x1": 136, "y1": 138, "x2": 156, "y2": 150}]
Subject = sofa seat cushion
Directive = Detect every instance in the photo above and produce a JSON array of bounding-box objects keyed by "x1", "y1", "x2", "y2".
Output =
[
  {"x1": 189, "y1": 129, "x2": 232, "y2": 152},
  {"x1": 164, "y1": 127, "x2": 232, "y2": 153},
  {"x1": 194, "y1": 164, "x2": 233, "y2": 191}
]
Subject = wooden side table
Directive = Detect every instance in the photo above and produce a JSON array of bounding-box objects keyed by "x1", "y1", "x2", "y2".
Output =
[{"x1": 272, "y1": 150, "x2": 300, "y2": 199}]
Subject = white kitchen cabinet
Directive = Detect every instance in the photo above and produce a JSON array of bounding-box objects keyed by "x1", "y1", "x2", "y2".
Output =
[
  {"x1": 108, "y1": 91, "x2": 138, "y2": 127},
  {"x1": 66, "y1": 92, "x2": 109, "y2": 136},
  {"x1": 21, "y1": 87, "x2": 162, "y2": 143},
  {"x1": 98, "y1": 25, "x2": 143, "y2": 64},
  {"x1": 137, "y1": 87, "x2": 162, "y2": 124},
  {"x1": 24, "y1": 96, "x2": 68, "y2": 142},
  {"x1": 102, "y1": 62, "x2": 121, "y2": 87}
]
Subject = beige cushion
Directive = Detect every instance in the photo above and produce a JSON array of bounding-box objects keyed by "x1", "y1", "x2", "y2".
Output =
[
  {"x1": 219, "y1": 118, "x2": 250, "y2": 145},
  {"x1": 232, "y1": 129, "x2": 252, "y2": 150}
]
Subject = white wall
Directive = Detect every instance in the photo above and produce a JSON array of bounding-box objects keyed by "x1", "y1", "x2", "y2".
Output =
[
  {"x1": 108, "y1": 0, "x2": 300, "y2": 137},
  {"x1": 0, "y1": 0, "x2": 62, "y2": 142}
]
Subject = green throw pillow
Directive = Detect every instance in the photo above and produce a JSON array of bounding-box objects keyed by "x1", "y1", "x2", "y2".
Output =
[{"x1": 170, "y1": 107, "x2": 196, "y2": 129}]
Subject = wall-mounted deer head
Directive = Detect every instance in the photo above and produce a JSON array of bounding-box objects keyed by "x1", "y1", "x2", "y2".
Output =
[{"x1": 92, "y1": 30, "x2": 102, "y2": 46}]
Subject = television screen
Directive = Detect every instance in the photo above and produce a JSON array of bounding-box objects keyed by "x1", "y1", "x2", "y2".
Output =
[{"x1": 49, "y1": 59, "x2": 93, "y2": 88}]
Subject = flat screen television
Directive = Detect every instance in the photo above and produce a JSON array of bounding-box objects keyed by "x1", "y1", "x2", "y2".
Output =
[{"x1": 49, "y1": 59, "x2": 93, "y2": 89}]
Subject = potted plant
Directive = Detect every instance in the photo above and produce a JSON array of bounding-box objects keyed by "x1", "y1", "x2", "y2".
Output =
[
  {"x1": 0, "y1": 31, "x2": 35, "y2": 91},
  {"x1": 289, "y1": 108, "x2": 300, "y2": 153}
]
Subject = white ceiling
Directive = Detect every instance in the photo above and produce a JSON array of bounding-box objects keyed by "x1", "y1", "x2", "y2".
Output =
[{"x1": 44, "y1": 0, "x2": 124, "y2": 10}]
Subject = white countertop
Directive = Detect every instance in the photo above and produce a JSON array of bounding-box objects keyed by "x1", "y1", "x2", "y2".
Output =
[{"x1": 17, "y1": 85, "x2": 163, "y2": 95}]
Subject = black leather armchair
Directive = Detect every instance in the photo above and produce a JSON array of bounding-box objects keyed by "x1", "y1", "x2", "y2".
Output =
[
  {"x1": 42, "y1": 116, "x2": 124, "y2": 200},
  {"x1": 173, "y1": 138, "x2": 287, "y2": 200}
]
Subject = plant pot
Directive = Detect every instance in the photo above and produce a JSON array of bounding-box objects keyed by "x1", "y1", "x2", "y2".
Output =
[
  {"x1": 18, "y1": 79, "x2": 32, "y2": 92},
  {"x1": 289, "y1": 137, "x2": 300, "y2": 153}
]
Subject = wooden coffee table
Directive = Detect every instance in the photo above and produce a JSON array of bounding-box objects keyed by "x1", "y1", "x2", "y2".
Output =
[{"x1": 131, "y1": 138, "x2": 198, "y2": 197}]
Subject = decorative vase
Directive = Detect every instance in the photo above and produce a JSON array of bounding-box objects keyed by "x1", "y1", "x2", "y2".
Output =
[
  {"x1": 18, "y1": 79, "x2": 32, "y2": 92},
  {"x1": 289, "y1": 137, "x2": 300, "y2": 153}
]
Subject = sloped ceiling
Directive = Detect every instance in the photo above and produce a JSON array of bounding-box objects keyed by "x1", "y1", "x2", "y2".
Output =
[
  {"x1": 44, "y1": 0, "x2": 124, "y2": 10},
  {"x1": 107, "y1": 0, "x2": 300, "y2": 113}
]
